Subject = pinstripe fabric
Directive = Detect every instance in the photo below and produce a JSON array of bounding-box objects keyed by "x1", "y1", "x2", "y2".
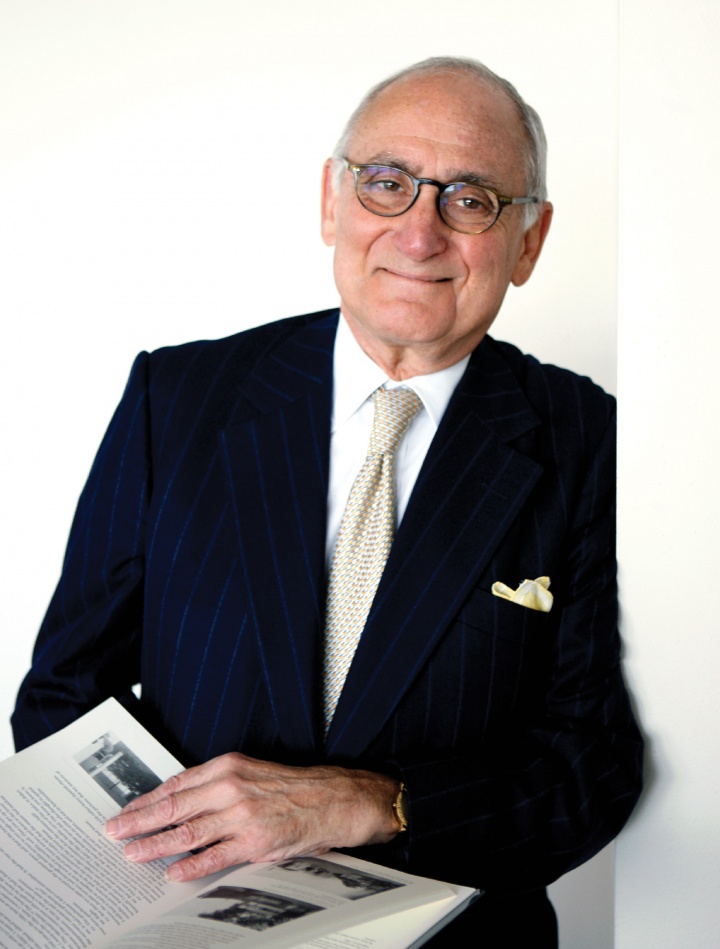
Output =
[{"x1": 13, "y1": 309, "x2": 642, "y2": 901}]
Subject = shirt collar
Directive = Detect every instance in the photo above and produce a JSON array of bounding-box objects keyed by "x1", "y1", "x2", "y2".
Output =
[{"x1": 331, "y1": 314, "x2": 470, "y2": 432}]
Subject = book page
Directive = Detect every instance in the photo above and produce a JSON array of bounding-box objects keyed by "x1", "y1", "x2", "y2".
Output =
[
  {"x1": 297, "y1": 882, "x2": 478, "y2": 949},
  {"x1": 0, "y1": 699, "x2": 211, "y2": 947},
  {"x1": 98, "y1": 852, "x2": 462, "y2": 949}
]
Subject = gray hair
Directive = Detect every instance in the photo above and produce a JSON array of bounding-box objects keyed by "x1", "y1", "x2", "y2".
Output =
[{"x1": 331, "y1": 56, "x2": 547, "y2": 229}]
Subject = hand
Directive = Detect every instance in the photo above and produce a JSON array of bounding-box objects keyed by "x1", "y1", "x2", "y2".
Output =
[{"x1": 105, "y1": 752, "x2": 401, "y2": 881}]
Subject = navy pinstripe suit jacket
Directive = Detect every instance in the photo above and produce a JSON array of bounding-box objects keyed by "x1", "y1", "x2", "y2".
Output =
[{"x1": 13, "y1": 308, "x2": 642, "y2": 896}]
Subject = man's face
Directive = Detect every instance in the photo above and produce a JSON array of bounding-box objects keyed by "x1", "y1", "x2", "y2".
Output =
[{"x1": 321, "y1": 71, "x2": 552, "y2": 373}]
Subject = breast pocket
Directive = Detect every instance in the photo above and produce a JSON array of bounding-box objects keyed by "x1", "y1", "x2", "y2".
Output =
[
  {"x1": 449, "y1": 586, "x2": 554, "y2": 741},
  {"x1": 459, "y1": 586, "x2": 553, "y2": 643}
]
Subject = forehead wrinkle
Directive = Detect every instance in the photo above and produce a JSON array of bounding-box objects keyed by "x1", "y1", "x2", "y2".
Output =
[{"x1": 359, "y1": 151, "x2": 506, "y2": 191}]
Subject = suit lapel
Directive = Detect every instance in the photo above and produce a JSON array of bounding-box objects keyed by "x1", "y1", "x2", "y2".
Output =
[
  {"x1": 325, "y1": 337, "x2": 544, "y2": 758},
  {"x1": 221, "y1": 312, "x2": 337, "y2": 754}
]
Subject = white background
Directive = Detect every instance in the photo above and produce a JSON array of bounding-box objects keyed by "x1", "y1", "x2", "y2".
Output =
[{"x1": 1, "y1": 2, "x2": 718, "y2": 947}]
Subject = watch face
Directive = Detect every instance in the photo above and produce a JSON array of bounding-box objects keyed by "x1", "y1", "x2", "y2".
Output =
[{"x1": 394, "y1": 787, "x2": 409, "y2": 830}]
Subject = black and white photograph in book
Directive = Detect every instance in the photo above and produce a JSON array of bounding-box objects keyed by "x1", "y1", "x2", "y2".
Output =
[
  {"x1": 267, "y1": 857, "x2": 405, "y2": 900},
  {"x1": 197, "y1": 887, "x2": 323, "y2": 931},
  {"x1": 75, "y1": 733, "x2": 163, "y2": 807}
]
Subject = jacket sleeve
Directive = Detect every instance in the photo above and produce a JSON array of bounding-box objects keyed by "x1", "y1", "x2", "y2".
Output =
[
  {"x1": 12, "y1": 353, "x2": 152, "y2": 751},
  {"x1": 393, "y1": 407, "x2": 643, "y2": 891}
]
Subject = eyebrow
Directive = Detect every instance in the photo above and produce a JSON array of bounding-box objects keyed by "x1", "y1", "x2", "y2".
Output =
[{"x1": 361, "y1": 152, "x2": 505, "y2": 191}]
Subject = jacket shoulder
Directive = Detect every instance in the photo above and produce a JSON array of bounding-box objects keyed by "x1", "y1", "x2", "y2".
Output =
[
  {"x1": 124, "y1": 309, "x2": 338, "y2": 442},
  {"x1": 146, "y1": 308, "x2": 338, "y2": 379},
  {"x1": 487, "y1": 336, "x2": 616, "y2": 426}
]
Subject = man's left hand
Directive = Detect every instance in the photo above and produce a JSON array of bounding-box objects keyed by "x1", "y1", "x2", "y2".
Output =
[{"x1": 105, "y1": 752, "x2": 401, "y2": 881}]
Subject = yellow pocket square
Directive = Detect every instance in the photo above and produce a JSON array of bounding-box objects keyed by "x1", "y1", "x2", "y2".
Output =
[{"x1": 491, "y1": 576, "x2": 553, "y2": 613}]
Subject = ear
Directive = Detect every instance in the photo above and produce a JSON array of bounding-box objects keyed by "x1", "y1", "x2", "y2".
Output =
[
  {"x1": 511, "y1": 202, "x2": 553, "y2": 287},
  {"x1": 321, "y1": 158, "x2": 339, "y2": 247}
]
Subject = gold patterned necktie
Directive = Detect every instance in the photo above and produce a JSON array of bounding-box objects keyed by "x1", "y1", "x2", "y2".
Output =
[{"x1": 323, "y1": 385, "x2": 423, "y2": 733}]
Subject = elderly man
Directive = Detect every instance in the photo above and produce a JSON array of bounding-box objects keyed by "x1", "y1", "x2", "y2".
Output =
[{"x1": 13, "y1": 57, "x2": 642, "y2": 945}]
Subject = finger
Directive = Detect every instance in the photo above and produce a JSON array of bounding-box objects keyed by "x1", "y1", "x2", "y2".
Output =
[
  {"x1": 106, "y1": 758, "x2": 256, "y2": 840},
  {"x1": 106, "y1": 781, "x2": 220, "y2": 840},
  {"x1": 118, "y1": 776, "x2": 184, "y2": 814},
  {"x1": 120, "y1": 752, "x2": 256, "y2": 818},
  {"x1": 164, "y1": 840, "x2": 246, "y2": 882},
  {"x1": 121, "y1": 812, "x2": 226, "y2": 863},
  {"x1": 106, "y1": 795, "x2": 182, "y2": 841},
  {"x1": 120, "y1": 758, "x2": 230, "y2": 814}
]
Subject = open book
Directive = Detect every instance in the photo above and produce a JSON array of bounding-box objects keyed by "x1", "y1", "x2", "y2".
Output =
[{"x1": 0, "y1": 699, "x2": 478, "y2": 947}]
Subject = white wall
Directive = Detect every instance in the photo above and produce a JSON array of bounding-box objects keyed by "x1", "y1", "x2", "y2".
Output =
[
  {"x1": 615, "y1": 1, "x2": 720, "y2": 946},
  {"x1": 1, "y1": 3, "x2": 623, "y2": 945}
]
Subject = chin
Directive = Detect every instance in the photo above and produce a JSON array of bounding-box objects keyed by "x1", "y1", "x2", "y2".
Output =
[
  {"x1": 371, "y1": 319, "x2": 453, "y2": 348},
  {"x1": 376, "y1": 298, "x2": 455, "y2": 333}
]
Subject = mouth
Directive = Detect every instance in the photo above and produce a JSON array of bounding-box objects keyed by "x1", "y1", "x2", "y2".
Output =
[{"x1": 382, "y1": 268, "x2": 452, "y2": 283}]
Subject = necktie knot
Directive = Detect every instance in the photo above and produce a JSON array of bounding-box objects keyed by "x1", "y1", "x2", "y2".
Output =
[{"x1": 368, "y1": 386, "x2": 423, "y2": 456}]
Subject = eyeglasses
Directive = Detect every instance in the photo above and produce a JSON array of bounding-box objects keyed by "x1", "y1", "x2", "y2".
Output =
[{"x1": 343, "y1": 160, "x2": 539, "y2": 235}]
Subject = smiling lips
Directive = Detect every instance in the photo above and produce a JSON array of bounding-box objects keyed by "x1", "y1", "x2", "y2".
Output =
[{"x1": 381, "y1": 268, "x2": 452, "y2": 283}]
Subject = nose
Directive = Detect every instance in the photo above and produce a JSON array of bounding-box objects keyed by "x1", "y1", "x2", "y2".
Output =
[{"x1": 392, "y1": 185, "x2": 449, "y2": 260}]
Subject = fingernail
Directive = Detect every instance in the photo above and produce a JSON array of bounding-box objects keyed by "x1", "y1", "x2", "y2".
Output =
[
  {"x1": 105, "y1": 819, "x2": 120, "y2": 838},
  {"x1": 166, "y1": 863, "x2": 183, "y2": 882},
  {"x1": 123, "y1": 842, "x2": 141, "y2": 861}
]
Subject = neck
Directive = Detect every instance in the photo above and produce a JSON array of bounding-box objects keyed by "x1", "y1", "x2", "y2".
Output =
[{"x1": 341, "y1": 312, "x2": 483, "y2": 380}]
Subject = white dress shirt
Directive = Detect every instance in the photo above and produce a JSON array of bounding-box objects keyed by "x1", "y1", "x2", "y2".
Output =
[{"x1": 325, "y1": 315, "x2": 470, "y2": 568}]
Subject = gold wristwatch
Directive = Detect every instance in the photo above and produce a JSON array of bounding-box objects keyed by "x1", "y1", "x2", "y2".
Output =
[{"x1": 392, "y1": 782, "x2": 409, "y2": 832}]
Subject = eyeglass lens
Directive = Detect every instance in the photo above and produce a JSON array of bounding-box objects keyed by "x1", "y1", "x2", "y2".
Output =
[{"x1": 354, "y1": 165, "x2": 499, "y2": 234}]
